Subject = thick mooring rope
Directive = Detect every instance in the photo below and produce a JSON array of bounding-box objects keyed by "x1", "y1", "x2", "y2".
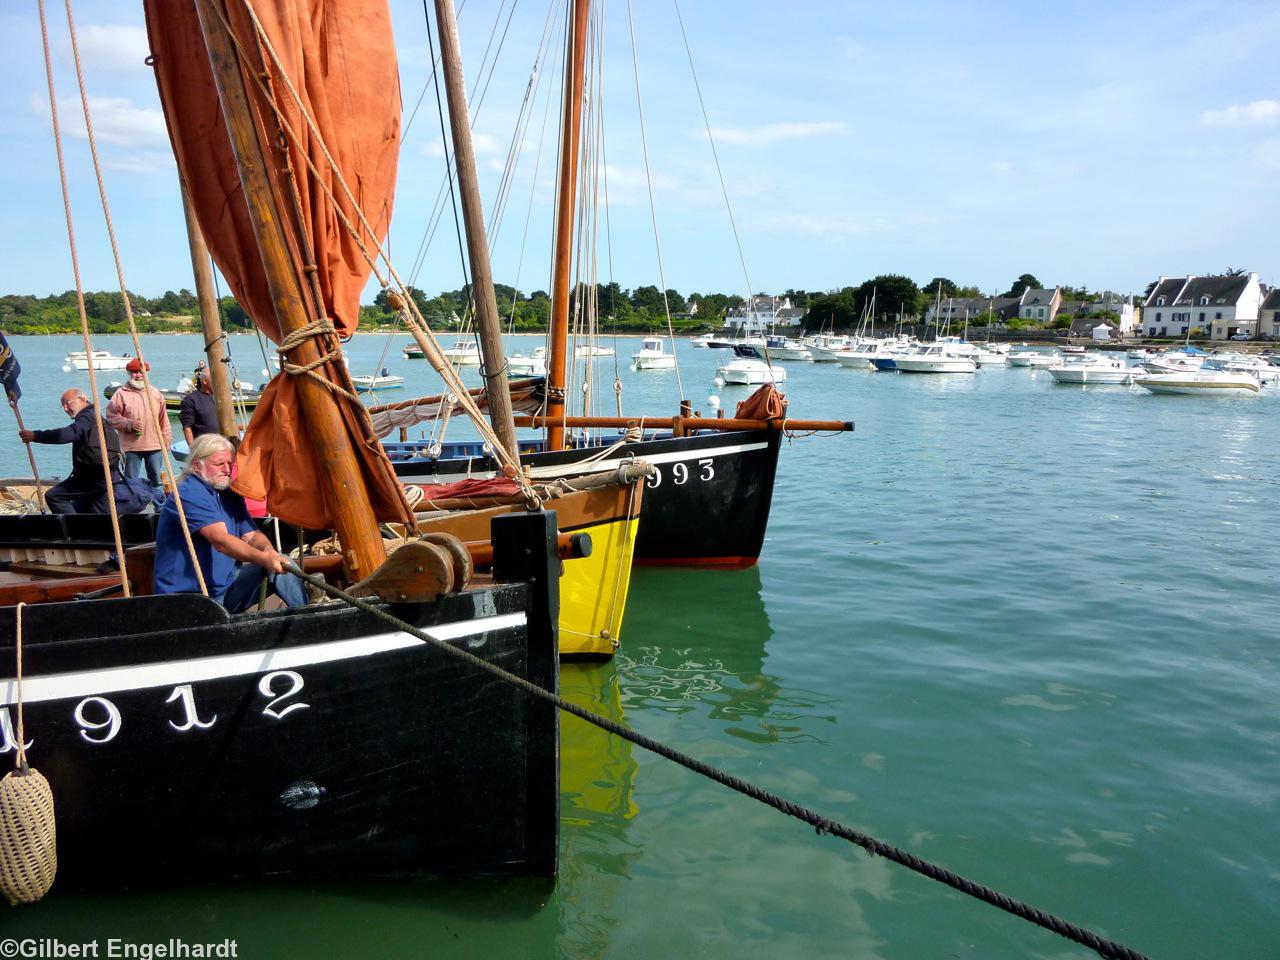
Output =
[{"x1": 283, "y1": 562, "x2": 1148, "y2": 960}]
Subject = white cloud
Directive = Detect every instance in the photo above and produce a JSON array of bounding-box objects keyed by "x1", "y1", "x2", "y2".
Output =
[
  {"x1": 35, "y1": 94, "x2": 169, "y2": 148},
  {"x1": 66, "y1": 25, "x2": 151, "y2": 74},
  {"x1": 1200, "y1": 100, "x2": 1280, "y2": 126},
  {"x1": 707, "y1": 121, "x2": 846, "y2": 148},
  {"x1": 26, "y1": 93, "x2": 170, "y2": 174}
]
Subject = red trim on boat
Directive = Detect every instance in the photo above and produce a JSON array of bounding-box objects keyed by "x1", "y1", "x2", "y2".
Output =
[{"x1": 634, "y1": 556, "x2": 758, "y2": 570}]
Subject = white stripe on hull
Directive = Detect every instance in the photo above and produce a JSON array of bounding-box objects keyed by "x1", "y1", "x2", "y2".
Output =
[
  {"x1": 401, "y1": 440, "x2": 771, "y2": 482},
  {"x1": 0, "y1": 612, "x2": 528, "y2": 706}
]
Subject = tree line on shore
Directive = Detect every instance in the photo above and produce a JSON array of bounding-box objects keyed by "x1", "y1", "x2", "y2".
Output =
[{"x1": 0, "y1": 271, "x2": 1109, "y2": 335}]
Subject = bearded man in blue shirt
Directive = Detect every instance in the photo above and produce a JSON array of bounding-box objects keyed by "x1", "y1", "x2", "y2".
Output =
[{"x1": 154, "y1": 433, "x2": 306, "y2": 612}]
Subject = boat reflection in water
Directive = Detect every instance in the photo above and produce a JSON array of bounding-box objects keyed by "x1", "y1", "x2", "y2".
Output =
[
  {"x1": 616, "y1": 567, "x2": 785, "y2": 733},
  {"x1": 556, "y1": 567, "x2": 777, "y2": 958},
  {"x1": 554, "y1": 566, "x2": 845, "y2": 958}
]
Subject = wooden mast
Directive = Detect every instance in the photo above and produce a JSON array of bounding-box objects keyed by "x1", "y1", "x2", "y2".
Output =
[
  {"x1": 178, "y1": 181, "x2": 238, "y2": 437},
  {"x1": 193, "y1": 0, "x2": 386, "y2": 578},
  {"x1": 433, "y1": 0, "x2": 518, "y2": 460},
  {"x1": 546, "y1": 0, "x2": 591, "y2": 452}
]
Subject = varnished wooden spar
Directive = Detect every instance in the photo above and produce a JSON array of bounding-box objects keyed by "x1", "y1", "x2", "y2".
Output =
[
  {"x1": 193, "y1": 0, "x2": 386, "y2": 579},
  {"x1": 546, "y1": 0, "x2": 592, "y2": 451},
  {"x1": 513, "y1": 414, "x2": 854, "y2": 434},
  {"x1": 433, "y1": 0, "x2": 519, "y2": 460},
  {"x1": 179, "y1": 182, "x2": 237, "y2": 437}
]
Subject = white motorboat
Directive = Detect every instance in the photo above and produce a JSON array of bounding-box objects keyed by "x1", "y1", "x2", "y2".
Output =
[
  {"x1": 441, "y1": 340, "x2": 482, "y2": 365},
  {"x1": 973, "y1": 348, "x2": 1008, "y2": 366},
  {"x1": 574, "y1": 343, "x2": 615, "y2": 358},
  {"x1": 837, "y1": 338, "x2": 902, "y2": 369},
  {"x1": 632, "y1": 337, "x2": 676, "y2": 370},
  {"x1": 689, "y1": 333, "x2": 715, "y2": 348},
  {"x1": 351, "y1": 371, "x2": 405, "y2": 392},
  {"x1": 65, "y1": 349, "x2": 132, "y2": 371},
  {"x1": 717, "y1": 344, "x2": 787, "y2": 385},
  {"x1": 1007, "y1": 348, "x2": 1061, "y2": 367},
  {"x1": 508, "y1": 345, "x2": 548, "y2": 376},
  {"x1": 1141, "y1": 350, "x2": 1207, "y2": 374},
  {"x1": 893, "y1": 343, "x2": 977, "y2": 374},
  {"x1": 1046, "y1": 354, "x2": 1139, "y2": 385},
  {"x1": 1211, "y1": 352, "x2": 1280, "y2": 384},
  {"x1": 764, "y1": 335, "x2": 812, "y2": 361},
  {"x1": 807, "y1": 334, "x2": 851, "y2": 362},
  {"x1": 1136, "y1": 369, "x2": 1260, "y2": 396}
]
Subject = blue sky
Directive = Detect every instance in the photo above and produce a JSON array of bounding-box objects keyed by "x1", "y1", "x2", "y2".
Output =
[{"x1": 3, "y1": 0, "x2": 1278, "y2": 304}]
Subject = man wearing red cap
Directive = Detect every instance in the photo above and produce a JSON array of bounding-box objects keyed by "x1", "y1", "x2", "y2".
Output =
[{"x1": 105, "y1": 358, "x2": 171, "y2": 488}]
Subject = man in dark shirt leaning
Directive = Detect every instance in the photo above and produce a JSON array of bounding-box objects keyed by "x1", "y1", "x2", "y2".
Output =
[
  {"x1": 179, "y1": 369, "x2": 222, "y2": 444},
  {"x1": 20, "y1": 388, "x2": 124, "y2": 514}
]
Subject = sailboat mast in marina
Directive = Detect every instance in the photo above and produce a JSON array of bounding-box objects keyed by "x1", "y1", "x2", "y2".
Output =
[{"x1": 391, "y1": 0, "x2": 854, "y2": 567}]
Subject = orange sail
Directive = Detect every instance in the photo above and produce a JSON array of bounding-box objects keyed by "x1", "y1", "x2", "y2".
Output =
[{"x1": 143, "y1": 0, "x2": 410, "y2": 529}]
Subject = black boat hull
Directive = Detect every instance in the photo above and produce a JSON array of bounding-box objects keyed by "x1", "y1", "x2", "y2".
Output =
[
  {"x1": 390, "y1": 429, "x2": 783, "y2": 568},
  {"x1": 0, "y1": 513, "x2": 560, "y2": 890}
]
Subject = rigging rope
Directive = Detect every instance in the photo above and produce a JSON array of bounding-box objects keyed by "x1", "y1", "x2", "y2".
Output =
[
  {"x1": 624, "y1": 0, "x2": 685, "y2": 400},
  {"x1": 281, "y1": 564, "x2": 1150, "y2": 960},
  {"x1": 35, "y1": 0, "x2": 128, "y2": 595},
  {"x1": 58, "y1": 0, "x2": 209, "y2": 596}
]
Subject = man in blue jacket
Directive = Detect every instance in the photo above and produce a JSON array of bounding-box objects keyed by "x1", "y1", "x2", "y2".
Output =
[
  {"x1": 153, "y1": 433, "x2": 306, "y2": 612},
  {"x1": 20, "y1": 388, "x2": 126, "y2": 514}
]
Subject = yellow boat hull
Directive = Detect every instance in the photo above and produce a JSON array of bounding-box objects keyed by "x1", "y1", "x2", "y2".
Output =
[{"x1": 415, "y1": 482, "x2": 642, "y2": 659}]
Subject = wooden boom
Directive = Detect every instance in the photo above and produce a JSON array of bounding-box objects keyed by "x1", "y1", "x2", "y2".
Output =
[{"x1": 513, "y1": 414, "x2": 854, "y2": 434}]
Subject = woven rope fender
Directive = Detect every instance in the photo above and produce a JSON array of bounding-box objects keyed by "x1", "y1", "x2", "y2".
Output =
[{"x1": 0, "y1": 767, "x2": 56, "y2": 905}]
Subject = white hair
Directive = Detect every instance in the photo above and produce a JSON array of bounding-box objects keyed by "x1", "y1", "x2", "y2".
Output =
[{"x1": 181, "y1": 433, "x2": 234, "y2": 482}]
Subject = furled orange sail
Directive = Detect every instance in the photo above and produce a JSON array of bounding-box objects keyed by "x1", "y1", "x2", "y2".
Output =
[{"x1": 143, "y1": 0, "x2": 410, "y2": 529}]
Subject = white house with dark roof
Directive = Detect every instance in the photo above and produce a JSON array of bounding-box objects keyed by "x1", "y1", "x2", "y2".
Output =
[
  {"x1": 726, "y1": 295, "x2": 799, "y2": 332},
  {"x1": 1259, "y1": 288, "x2": 1280, "y2": 339},
  {"x1": 1142, "y1": 273, "x2": 1262, "y2": 340},
  {"x1": 1018, "y1": 287, "x2": 1062, "y2": 324}
]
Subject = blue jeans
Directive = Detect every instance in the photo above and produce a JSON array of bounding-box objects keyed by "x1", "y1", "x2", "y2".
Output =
[
  {"x1": 125, "y1": 449, "x2": 164, "y2": 486},
  {"x1": 220, "y1": 564, "x2": 308, "y2": 614}
]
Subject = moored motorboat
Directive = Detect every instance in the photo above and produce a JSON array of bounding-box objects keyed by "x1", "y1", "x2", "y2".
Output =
[
  {"x1": 1046, "y1": 354, "x2": 1139, "y2": 385},
  {"x1": 808, "y1": 334, "x2": 851, "y2": 362},
  {"x1": 1007, "y1": 348, "x2": 1060, "y2": 368},
  {"x1": 351, "y1": 371, "x2": 405, "y2": 392},
  {"x1": 65, "y1": 350, "x2": 131, "y2": 371},
  {"x1": 892, "y1": 342, "x2": 976, "y2": 374},
  {"x1": 632, "y1": 337, "x2": 676, "y2": 370},
  {"x1": 441, "y1": 339, "x2": 483, "y2": 365},
  {"x1": 717, "y1": 344, "x2": 787, "y2": 384},
  {"x1": 763, "y1": 335, "x2": 812, "y2": 361},
  {"x1": 1135, "y1": 369, "x2": 1260, "y2": 396},
  {"x1": 508, "y1": 345, "x2": 548, "y2": 376}
]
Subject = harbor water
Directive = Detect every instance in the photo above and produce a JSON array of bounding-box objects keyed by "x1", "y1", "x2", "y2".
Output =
[{"x1": 1, "y1": 333, "x2": 1276, "y2": 958}]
